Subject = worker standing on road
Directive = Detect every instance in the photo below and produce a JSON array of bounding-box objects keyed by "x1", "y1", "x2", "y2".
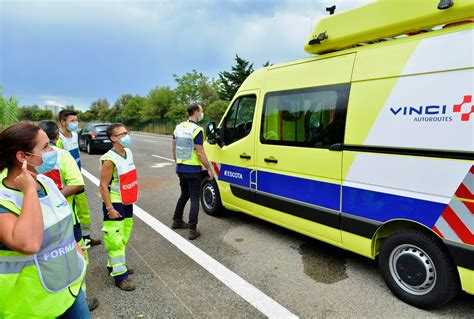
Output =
[
  {"x1": 99, "y1": 124, "x2": 138, "y2": 291},
  {"x1": 38, "y1": 120, "x2": 100, "y2": 312},
  {"x1": 0, "y1": 123, "x2": 89, "y2": 318},
  {"x1": 57, "y1": 109, "x2": 102, "y2": 247},
  {"x1": 172, "y1": 103, "x2": 214, "y2": 240}
]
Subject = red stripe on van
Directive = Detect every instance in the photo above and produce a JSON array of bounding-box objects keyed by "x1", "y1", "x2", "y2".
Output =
[
  {"x1": 462, "y1": 200, "x2": 474, "y2": 214},
  {"x1": 442, "y1": 206, "x2": 474, "y2": 245},
  {"x1": 432, "y1": 226, "x2": 444, "y2": 238},
  {"x1": 455, "y1": 183, "x2": 474, "y2": 200}
]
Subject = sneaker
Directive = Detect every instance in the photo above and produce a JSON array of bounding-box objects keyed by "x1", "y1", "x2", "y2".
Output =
[
  {"x1": 188, "y1": 229, "x2": 201, "y2": 240},
  {"x1": 87, "y1": 297, "x2": 99, "y2": 311},
  {"x1": 171, "y1": 219, "x2": 188, "y2": 229},
  {"x1": 115, "y1": 277, "x2": 136, "y2": 291}
]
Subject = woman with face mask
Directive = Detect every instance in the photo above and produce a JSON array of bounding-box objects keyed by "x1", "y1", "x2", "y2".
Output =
[
  {"x1": 0, "y1": 123, "x2": 89, "y2": 318},
  {"x1": 99, "y1": 123, "x2": 138, "y2": 291}
]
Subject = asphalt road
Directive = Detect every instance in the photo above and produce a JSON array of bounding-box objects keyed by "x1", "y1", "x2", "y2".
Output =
[{"x1": 79, "y1": 132, "x2": 473, "y2": 318}]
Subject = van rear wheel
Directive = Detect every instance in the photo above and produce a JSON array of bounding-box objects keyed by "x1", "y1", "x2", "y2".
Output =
[
  {"x1": 378, "y1": 229, "x2": 460, "y2": 309},
  {"x1": 200, "y1": 178, "x2": 222, "y2": 216}
]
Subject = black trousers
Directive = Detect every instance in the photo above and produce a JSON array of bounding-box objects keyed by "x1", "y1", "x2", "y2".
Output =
[{"x1": 173, "y1": 172, "x2": 201, "y2": 229}]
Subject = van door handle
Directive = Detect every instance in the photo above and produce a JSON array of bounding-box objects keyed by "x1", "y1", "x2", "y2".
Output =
[
  {"x1": 264, "y1": 157, "x2": 278, "y2": 163},
  {"x1": 240, "y1": 153, "x2": 251, "y2": 159}
]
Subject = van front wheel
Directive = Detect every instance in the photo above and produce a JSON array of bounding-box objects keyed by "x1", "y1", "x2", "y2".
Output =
[
  {"x1": 378, "y1": 229, "x2": 460, "y2": 309},
  {"x1": 200, "y1": 178, "x2": 222, "y2": 216}
]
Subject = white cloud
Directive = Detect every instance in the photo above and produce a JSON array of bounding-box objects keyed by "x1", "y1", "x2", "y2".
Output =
[{"x1": 3, "y1": 0, "x2": 374, "y2": 107}]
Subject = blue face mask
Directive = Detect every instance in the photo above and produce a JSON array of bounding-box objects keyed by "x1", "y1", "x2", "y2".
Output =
[
  {"x1": 27, "y1": 150, "x2": 58, "y2": 174},
  {"x1": 67, "y1": 122, "x2": 78, "y2": 132},
  {"x1": 120, "y1": 134, "x2": 131, "y2": 147}
]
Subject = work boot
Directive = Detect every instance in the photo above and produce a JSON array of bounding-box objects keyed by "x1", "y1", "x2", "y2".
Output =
[
  {"x1": 89, "y1": 237, "x2": 102, "y2": 246},
  {"x1": 87, "y1": 297, "x2": 99, "y2": 311},
  {"x1": 188, "y1": 229, "x2": 201, "y2": 240},
  {"x1": 171, "y1": 219, "x2": 188, "y2": 229},
  {"x1": 83, "y1": 236, "x2": 102, "y2": 246},
  {"x1": 115, "y1": 277, "x2": 136, "y2": 291}
]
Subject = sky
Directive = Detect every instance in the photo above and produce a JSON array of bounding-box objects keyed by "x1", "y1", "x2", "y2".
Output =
[{"x1": 0, "y1": 0, "x2": 371, "y2": 111}]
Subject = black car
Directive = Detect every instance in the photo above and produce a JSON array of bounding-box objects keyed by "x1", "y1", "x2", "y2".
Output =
[{"x1": 78, "y1": 123, "x2": 113, "y2": 154}]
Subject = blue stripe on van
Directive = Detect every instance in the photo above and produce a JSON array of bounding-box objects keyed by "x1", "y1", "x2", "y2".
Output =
[
  {"x1": 217, "y1": 163, "x2": 446, "y2": 228},
  {"x1": 257, "y1": 171, "x2": 341, "y2": 211},
  {"x1": 218, "y1": 164, "x2": 252, "y2": 188},
  {"x1": 342, "y1": 186, "x2": 446, "y2": 227}
]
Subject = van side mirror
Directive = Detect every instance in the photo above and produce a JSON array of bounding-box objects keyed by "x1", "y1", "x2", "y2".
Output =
[{"x1": 206, "y1": 122, "x2": 217, "y2": 145}]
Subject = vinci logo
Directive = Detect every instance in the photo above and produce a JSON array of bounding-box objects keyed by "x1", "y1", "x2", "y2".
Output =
[
  {"x1": 453, "y1": 95, "x2": 473, "y2": 122},
  {"x1": 389, "y1": 95, "x2": 473, "y2": 122}
]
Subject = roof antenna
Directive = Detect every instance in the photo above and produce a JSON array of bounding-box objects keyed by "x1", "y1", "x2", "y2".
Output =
[{"x1": 326, "y1": 5, "x2": 336, "y2": 15}]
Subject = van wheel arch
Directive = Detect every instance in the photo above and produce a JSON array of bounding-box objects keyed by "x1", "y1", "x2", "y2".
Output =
[{"x1": 373, "y1": 220, "x2": 443, "y2": 258}]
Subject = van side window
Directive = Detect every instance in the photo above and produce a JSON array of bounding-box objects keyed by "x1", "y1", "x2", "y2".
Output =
[
  {"x1": 260, "y1": 84, "x2": 350, "y2": 148},
  {"x1": 222, "y1": 95, "x2": 257, "y2": 145}
]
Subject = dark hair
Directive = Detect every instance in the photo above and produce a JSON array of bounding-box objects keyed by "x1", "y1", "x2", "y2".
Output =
[
  {"x1": 187, "y1": 103, "x2": 201, "y2": 116},
  {"x1": 106, "y1": 123, "x2": 125, "y2": 139},
  {"x1": 38, "y1": 120, "x2": 59, "y2": 142},
  {"x1": 58, "y1": 109, "x2": 77, "y2": 122},
  {"x1": 0, "y1": 123, "x2": 41, "y2": 171}
]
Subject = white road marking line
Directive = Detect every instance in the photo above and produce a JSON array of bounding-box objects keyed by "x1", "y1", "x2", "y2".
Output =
[
  {"x1": 152, "y1": 154, "x2": 175, "y2": 162},
  {"x1": 81, "y1": 168, "x2": 298, "y2": 319},
  {"x1": 132, "y1": 132, "x2": 172, "y2": 140},
  {"x1": 150, "y1": 163, "x2": 173, "y2": 168},
  {"x1": 144, "y1": 139, "x2": 158, "y2": 143}
]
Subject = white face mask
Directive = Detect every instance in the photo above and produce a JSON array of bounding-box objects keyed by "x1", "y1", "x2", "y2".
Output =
[{"x1": 198, "y1": 112, "x2": 204, "y2": 122}]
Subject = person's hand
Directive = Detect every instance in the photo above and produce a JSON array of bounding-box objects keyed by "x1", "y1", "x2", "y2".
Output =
[
  {"x1": 14, "y1": 160, "x2": 37, "y2": 193},
  {"x1": 207, "y1": 169, "x2": 214, "y2": 180},
  {"x1": 107, "y1": 208, "x2": 122, "y2": 219}
]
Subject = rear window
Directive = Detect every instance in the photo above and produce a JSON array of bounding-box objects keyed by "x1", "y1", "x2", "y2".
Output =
[{"x1": 94, "y1": 125, "x2": 109, "y2": 132}]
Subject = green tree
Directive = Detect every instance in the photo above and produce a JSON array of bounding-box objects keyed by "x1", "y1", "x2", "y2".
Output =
[
  {"x1": 0, "y1": 90, "x2": 19, "y2": 128},
  {"x1": 218, "y1": 55, "x2": 254, "y2": 101},
  {"x1": 121, "y1": 96, "x2": 144, "y2": 126},
  {"x1": 32, "y1": 110, "x2": 53, "y2": 121},
  {"x1": 64, "y1": 104, "x2": 75, "y2": 111},
  {"x1": 89, "y1": 98, "x2": 109, "y2": 121},
  {"x1": 18, "y1": 104, "x2": 39, "y2": 121},
  {"x1": 78, "y1": 110, "x2": 96, "y2": 122},
  {"x1": 164, "y1": 104, "x2": 187, "y2": 121},
  {"x1": 199, "y1": 79, "x2": 221, "y2": 107},
  {"x1": 205, "y1": 99, "x2": 228, "y2": 122},
  {"x1": 173, "y1": 70, "x2": 209, "y2": 105},
  {"x1": 143, "y1": 87, "x2": 177, "y2": 121},
  {"x1": 109, "y1": 94, "x2": 133, "y2": 122}
]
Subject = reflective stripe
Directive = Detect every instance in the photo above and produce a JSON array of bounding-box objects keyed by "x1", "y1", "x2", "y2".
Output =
[
  {"x1": 450, "y1": 200, "x2": 474, "y2": 233},
  {"x1": 436, "y1": 216, "x2": 461, "y2": 242},
  {"x1": 463, "y1": 173, "x2": 473, "y2": 195},
  {"x1": 0, "y1": 255, "x2": 34, "y2": 262},
  {"x1": 109, "y1": 256, "x2": 126, "y2": 265},
  {"x1": 0, "y1": 261, "x2": 35, "y2": 274},
  {"x1": 112, "y1": 264, "x2": 127, "y2": 274}
]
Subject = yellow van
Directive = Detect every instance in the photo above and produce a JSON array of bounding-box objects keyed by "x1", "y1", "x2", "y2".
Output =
[{"x1": 201, "y1": 0, "x2": 473, "y2": 309}]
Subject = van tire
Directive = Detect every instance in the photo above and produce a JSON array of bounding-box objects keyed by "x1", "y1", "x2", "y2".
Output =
[
  {"x1": 378, "y1": 229, "x2": 460, "y2": 309},
  {"x1": 200, "y1": 178, "x2": 222, "y2": 216}
]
